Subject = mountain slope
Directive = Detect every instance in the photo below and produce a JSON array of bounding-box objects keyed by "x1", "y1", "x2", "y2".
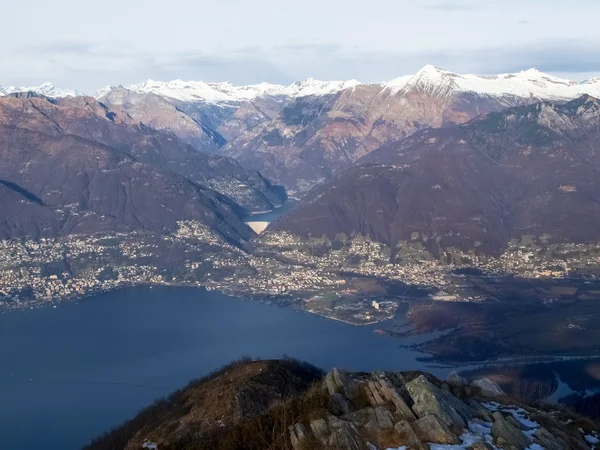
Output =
[
  {"x1": 0, "y1": 124, "x2": 253, "y2": 242},
  {"x1": 268, "y1": 95, "x2": 600, "y2": 256},
  {"x1": 0, "y1": 94, "x2": 286, "y2": 213},
  {"x1": 222, "y1": 66, "x2": 600, "y2": 194}
]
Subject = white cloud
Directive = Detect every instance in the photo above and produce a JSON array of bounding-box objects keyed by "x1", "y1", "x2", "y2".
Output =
[{"x1": 2, "y1": 0, "x2": 600, "y2": 90}]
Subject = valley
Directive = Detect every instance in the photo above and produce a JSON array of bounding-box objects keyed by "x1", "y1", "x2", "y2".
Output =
[{"x1": 3, "y1": 68, "x2": 600, "y2": 449}]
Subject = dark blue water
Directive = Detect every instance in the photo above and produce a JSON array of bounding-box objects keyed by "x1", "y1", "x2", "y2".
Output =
[{"x1": 0, "y1": 286, "x2": 442, "y2": 450}]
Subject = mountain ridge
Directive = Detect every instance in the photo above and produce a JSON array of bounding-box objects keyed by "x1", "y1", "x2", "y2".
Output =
[
  {"x1": 266, "y1": 94, "x2": 600, "y2": 256},
  {"x1": 7, "y1": 66, "x2": 600, "y2": 104},
  {"x1": 85, "y1": 358, "x2": 600, "y2": 450}
]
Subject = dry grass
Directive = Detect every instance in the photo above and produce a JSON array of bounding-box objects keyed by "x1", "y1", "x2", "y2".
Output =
[{"x1": 85, "y1": 357, "x2": 324, "y2": 450}]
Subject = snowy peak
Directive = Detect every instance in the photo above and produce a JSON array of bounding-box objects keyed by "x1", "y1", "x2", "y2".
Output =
[
  {"x1": 384, "y1": 65, "x2": 600, "y2": 100},
  {"x1": 402, "y1": 65, "x2": 458, "y2": 97},
  {"x1": 0, "y1": 82, "x2": 78, "y2": 98},
  {"x1": 97, "y1": 77, "x2": 362, "y2": 105},
  {"x1": 582, "y1": 77, "x2": 600, "y2": 85},
  {"x1": 290, "y1": 78, "x2": 361, "y2": 97},
  {"x1": 125, "y1": 79, "x2": 294, "y2": 104}
]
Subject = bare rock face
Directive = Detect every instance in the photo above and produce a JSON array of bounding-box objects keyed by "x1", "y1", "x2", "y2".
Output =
[
  {"x1": 347, "y1": 407, "x2": 395, "y2": 431},
  {"x1": 534, "y1": 427, "x2": 565, "y2": 450},
  {"x1": 364, "y1": 373, "x2": 415, "y2": 420},
  {"x1": 327, "y1": 415, "x2": 363, "y2": 450},
  {"x1": 97, "y1": 86, "x2": 227, "y2": 152},
  {"x1": 394, "y1": 420, "x2": 427, "y2": 450},
  {"x1": 288, "y1": 423, "x2": 308, "y2": 450},
  {"x1": 310, "y1": 418, "x2": 330, "y2": 444},
  {"x1": 324, "y1": 368, "x2": 358, "y2": 398},
  {"x1": 412, "y1": 414, "x2": 461, "y2": 445},
  {"x1": 405, "y1": 375, "x2": 474, "y2": 429},
  {"x1": 492, "y1": 418, "x2": 531, "y2": 450}
]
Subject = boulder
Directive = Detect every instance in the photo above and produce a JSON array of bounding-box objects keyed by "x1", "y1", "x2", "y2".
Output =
[
  {"x1": 331, "y1": 392, "x2": 352, "y2": 415},
  {"x1": 394, "y1": 420, "x2": 427, "y2": 450},
  {"x1": 346, "y1": 406, "x2": 395, "y2": 430},
  {"x1": 405, "y1": 375, "x2": 474, "y2": 429},
  {"x1": 324, "y1": 368, "x2": 358, "y2": 398},
  {"x1": 310, "y1": 418, "x2": 330, "y2": 445},
  {"x1": 492, "y1": 412, "x2": 505, "y2": 422},
  {"x1": 471, "y1": 378, "x2": 506, "y2": 398},
  {"x1": 365, "y1": 374, "x2": 415, "y2": 420},
  {"x1": 534, "y1": 427, "x2": 564, "y2": 450},
  {"x1": 506, "y1": 414, "x2": 524, "y2": 431},
  {"x1": 447, "y1": 371, "x2": 468, "y2": 386},
  {"x1": 468, "y1": 399, "x2": 494, "y2": 422},
  {"x1": 412, "y1": 414, "x2": 461, "y2": 445},
  {"x1": 289, "y1": 423, "x2": 308, "y2": 450},
  {"x1": 327, "y1": 415, "x2": 362, "y2": 450},
  {"x1": 491, "y1": 418, "x2": 530, "y2": 450}
]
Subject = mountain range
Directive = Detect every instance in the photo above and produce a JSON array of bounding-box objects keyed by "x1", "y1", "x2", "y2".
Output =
[
  {"x1": 268, "y1": 94, "x2": 600, "y2": 257},
  {"x1": 94, "y1": 66, "x2": 600, "y2": 194},
  {"x1": 2, "y1": 65, "x2": 600, "y2": 253},
  {"x1": 0, "y1": 93, "x2": 287, "y2": 243},
  {"x1": 6, "y1": 67, "x2": 600, "y2": 195}
]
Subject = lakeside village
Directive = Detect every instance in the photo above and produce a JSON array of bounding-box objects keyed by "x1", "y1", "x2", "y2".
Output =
[{"x1": 0, "y1": 221, "x2": 599, "y2": 325}]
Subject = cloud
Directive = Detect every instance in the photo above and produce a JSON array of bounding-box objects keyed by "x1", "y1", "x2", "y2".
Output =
[
  {"x1": 36, "y1": 41, "x2": 96, "y2": 55},
  {"x1": 518, "y1": 19, "x2": 529, "y2": 25},
  {"x1": 6, "y1": 38, "x2": 600, "y2": 92},
  {"x1": 424, "y1": 1, "x2": 478, "y2": 11}
]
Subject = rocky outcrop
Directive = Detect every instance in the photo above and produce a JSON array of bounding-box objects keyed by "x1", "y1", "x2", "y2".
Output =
[
  {"x1": 471, "y1": 378, "x2": 506, "y2": 398},
  {"x1": 87, "y1": 359, "x2": 600, "y2": 450},
  {"x1": 405, "y1": 375, "x2": 474, "y2": 429},
  {"x1": 447, "y1": 371, "x2": 468, "y2": 386},
  {"x1": 287, "y1": 369, "x2": 600, "y2": 450},
  {"x1": 364, "y1": 372, "x2": 415, "y2": 420},
  {"x1": 492, "y1": 417, "x2": 530, "y2": 450},
  {"x1": 412, "y1": 414, "x2": 461, "y2": 444},
  {"x1": 325, "y1": 367, "x2": 358, "y2": 398}
]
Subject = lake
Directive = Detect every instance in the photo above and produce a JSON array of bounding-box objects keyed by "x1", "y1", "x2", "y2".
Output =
[{"x1": 0, "y1": 286, "x2": 446, "y2": 450}]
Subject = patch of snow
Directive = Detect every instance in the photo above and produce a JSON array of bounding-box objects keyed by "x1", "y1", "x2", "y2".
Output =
[
  {"x1": 586, "y1": 434, "x2": 600, "y2": 445},
  {"x1": 383, "y1": 65, "x2": 600, "y2": 100},
  {"x1": 502, "y1": 407, "x2": 539, "y2": 429},
  {"x1": 142, "y1": 441, "x2": 158, "y2": 450},
  {"x1": 0, "y1": 82, "x2": 79, "y2": 98},
  {"x1": 112, "y1": 77, "x2": 361, "y2": 104},
  {"x1": 468, "y1": 421, "x2": 493, "y2": 434}
]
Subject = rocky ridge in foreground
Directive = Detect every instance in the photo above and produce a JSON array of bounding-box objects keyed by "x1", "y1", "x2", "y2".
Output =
[{"x1": 86, "y1": 359, "x2": 599, "y2": 450}]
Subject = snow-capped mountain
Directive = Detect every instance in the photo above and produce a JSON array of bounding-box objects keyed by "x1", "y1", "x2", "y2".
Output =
[
  {"x1": 111, "y1": 66, "x2": 600, "y2": 106},
  {"x1": 384, "y1": 65, "x2": 600, "y2": 100},
  {"x1": 6, "y1": 66, "x2": 600, "y2": 105},
  {"x1": 222, "y1": 66, "x2": 600, "y2": 194},
  {"x1": 0, "y1": 82, "x2": 79, "y2": 98},
  {"x1": 96, "y1": 77, "x2": 361, "y2": 105}
]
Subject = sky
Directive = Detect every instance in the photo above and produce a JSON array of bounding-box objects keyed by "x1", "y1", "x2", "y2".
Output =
[{"x1": 2, "y1": 0, "x2": 600, "y2": 92}]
